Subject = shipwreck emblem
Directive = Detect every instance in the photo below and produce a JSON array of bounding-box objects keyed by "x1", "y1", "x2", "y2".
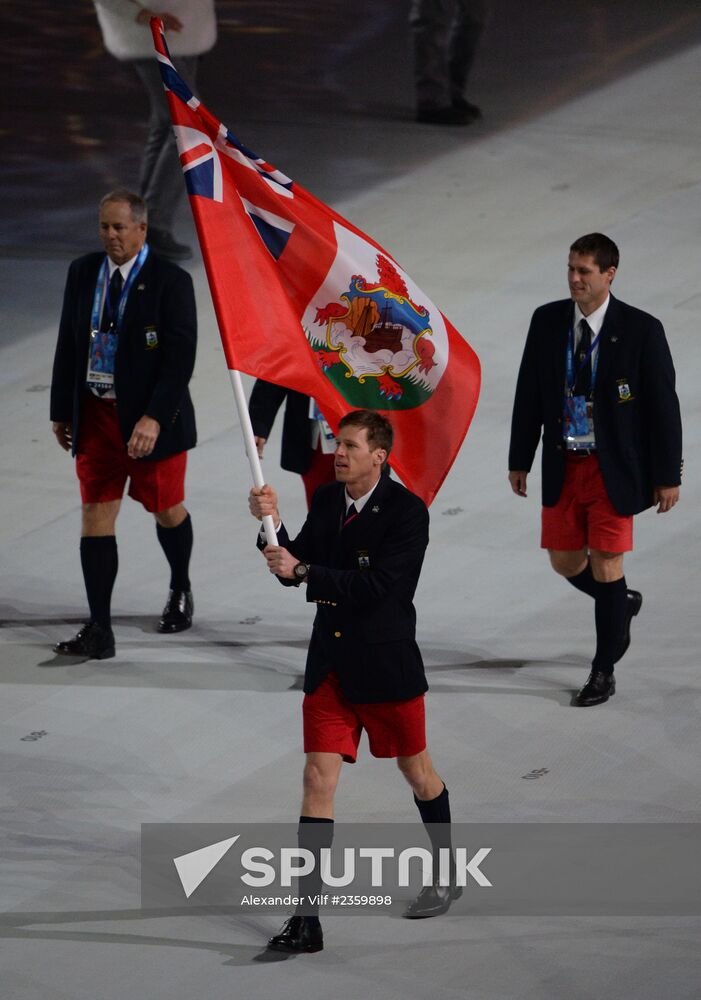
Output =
[{"x1": 306, "y1": 253, "x2": 443, "y2": 410}]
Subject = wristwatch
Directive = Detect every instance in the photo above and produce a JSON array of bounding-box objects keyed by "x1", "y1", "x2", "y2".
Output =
[{"x1": 293, "y1": 562, "x2": 310, "y2": 583}]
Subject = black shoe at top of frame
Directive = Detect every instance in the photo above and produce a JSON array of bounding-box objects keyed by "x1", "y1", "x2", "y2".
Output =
[
  {"x1": 404, "y1": 880, "x2": 463, "y2": 919},
  {"x1": 53, "y1": 621, "x2": 115, "y2": 660},
  {"x1": 158, "y1": 589, "x2": 194, "y2": 634},
  {"x1": 452, "y1": 97, "x2": 483, "y2": 119},
  {"x1": 267, "y1": 916, "x2": 323, "y2": 953},
  {"x1": 615, "y1": 589, "x2": 642, "y2": 663},
  {"x1": 574, "y1": 670, "x2": 616, "y2": 707},
  {"x1": 415, "y1": 105, "x2": 476, "y2": 126},
  {"x1": 147, "y1": 228, "x2": 193, "y2": 261}
]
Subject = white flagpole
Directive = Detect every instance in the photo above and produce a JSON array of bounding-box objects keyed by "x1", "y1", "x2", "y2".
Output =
[{"x1": 228, "y1": 369, "x2": 278, "y2": 546}]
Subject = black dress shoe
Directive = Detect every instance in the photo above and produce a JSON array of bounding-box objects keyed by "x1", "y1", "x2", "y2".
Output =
[
  {"x1": 147, "y1": 228, "x2": 193, "y2": 261},
  {"x1": 574, "y1": 670, "x2": 616, "y2": 707},
  {"x1": 404, "y1": 881, "x2": 463, "y2": 918},
  {"x1": 157, "y1": 590, "x2": 193, "y2": 633},
  {"x1": 267, "y1": 916, "x2": 323, "y2": 953},
  {"x1": 54, "y1": 622, "x2": 115, "y2": 660},
  {"x1": 452, "y1": 97, "x2": 482, "y2": 119},
  {"x1": 615, "y1": 589, "x2": 642, "y2": 662},
  {"x1": 416, "y1": 105, "x2": 474, "y2": 125}
]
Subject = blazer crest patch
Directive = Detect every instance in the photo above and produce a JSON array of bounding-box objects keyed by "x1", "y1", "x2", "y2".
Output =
[{"x1": 616, "y1": 379, "x2": 634, "y2": 402}]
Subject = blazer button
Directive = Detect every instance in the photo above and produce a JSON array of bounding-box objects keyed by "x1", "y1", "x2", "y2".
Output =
[{"x1": 334, "y1": 631, "x2": 342, "y2": 638}]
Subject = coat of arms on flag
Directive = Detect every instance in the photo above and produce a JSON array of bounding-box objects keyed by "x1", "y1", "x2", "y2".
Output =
[
  {"x1": 150, "y1": 19, "x2": 481, "y2": 505},
  {"x1": 306, "y1": 234, "x2": 447, "y2": 409}
]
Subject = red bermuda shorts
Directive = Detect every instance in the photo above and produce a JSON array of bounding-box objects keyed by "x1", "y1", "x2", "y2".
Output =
[
  {"x1": 76, "y1": 391, "x2": 186, "y2": 514},
  {"x1": 303, "y1": 671, "x2": 426, "y2": 763},
  {"x1": 541, "y1": 453, "x2": 633, "y2": 553}
]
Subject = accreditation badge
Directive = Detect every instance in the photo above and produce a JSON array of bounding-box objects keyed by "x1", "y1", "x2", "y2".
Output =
[
  {"x1": 86, "y1": 328, "x2": 117, "y2": 392},
  {"x1": 563, "y1": 394, "x2": 595, "y2": 449},
  {"x1": 565, "y1": 395, "x2": 589, "y2": 436},
  {"x1": 309, "y1": 396, "x2": 336, "y2": 454}
]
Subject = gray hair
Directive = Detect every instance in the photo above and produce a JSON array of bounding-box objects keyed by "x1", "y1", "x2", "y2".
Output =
[{"x1": 100, "y1": 188, "x2": 148, "y2": 224}]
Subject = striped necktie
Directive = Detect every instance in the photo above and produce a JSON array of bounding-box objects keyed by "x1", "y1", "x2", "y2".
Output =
[{"x1": 342, "y1": 502, "x2": 358, "y2": 529}]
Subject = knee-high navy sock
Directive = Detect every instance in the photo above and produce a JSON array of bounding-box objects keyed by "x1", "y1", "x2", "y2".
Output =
[
  {"x1": 156, "y1": 513, "x2": 192, "y2": 591},
  {"x1": 80, "y1": 536, "x2": 118, "y2": 629},
  {"x1": 295, "y1": 816, "x2": 334, "y2": 925},
  {"x1": 593, "y1": 577, "x2": 628, "y2": 676},
  {"x1": 566, "y1": 560, "x2": 598, "y2": 598},
  {"x1": 414, "y1": 784, "x2": 453, "y2": 881}
]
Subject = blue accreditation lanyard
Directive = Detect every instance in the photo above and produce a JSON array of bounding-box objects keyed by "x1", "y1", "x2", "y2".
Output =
[
  {"x1": 91, "y1": 244, "x2": 149, "y2": 334},
  {"x1": 565, "y1": 324, "x2": 601, "y2": 397}
]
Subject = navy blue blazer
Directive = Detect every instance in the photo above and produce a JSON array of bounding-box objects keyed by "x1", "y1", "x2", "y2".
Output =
[
  {"x1": 509, "y1": 295, "x2": 682, "y2": 515},
  {"x1": 260, "y1": 474, "x2": 430, "y2": 704},
  {"x1": 50, "y1": 250, "x2": 197, "y2": 461}
]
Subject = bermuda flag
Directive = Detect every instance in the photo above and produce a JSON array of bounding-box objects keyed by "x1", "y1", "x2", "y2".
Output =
[{"x1": 151, "y1": 20, "x2": 480, "y2": 505}]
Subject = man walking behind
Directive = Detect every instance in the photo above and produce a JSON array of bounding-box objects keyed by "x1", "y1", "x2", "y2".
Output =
[
  {"x1": 51, "y1": 188, "x2": 197, "y2": 659},
  {"x1": 508, "y1": 233, "x2": 682, "y2": 706}
]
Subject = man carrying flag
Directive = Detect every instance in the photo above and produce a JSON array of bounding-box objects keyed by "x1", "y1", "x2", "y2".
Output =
[{"x1": 250, "y1": 409, "x2": 461, "y2": 952}]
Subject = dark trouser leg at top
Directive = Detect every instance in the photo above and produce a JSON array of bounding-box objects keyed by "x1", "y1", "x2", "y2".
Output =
[
  {"x1": 131, "y1": 56, "x2": 199, "y2": 234},
  {"x1": 131, "y1": 55, "x2": 197, "y2": 259},
  {"x1": 405, "y1": 784, "x2": 462, "y2": 917},
  {"x1": 410, "y1": 0, "x2": 484, "y2": 123},
  {"x1": 267, "y1": 816, "x2": 331, "y2": 953},
  {"x1": 448, "y1": 0, "x2": 486, "y2": 111}
]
